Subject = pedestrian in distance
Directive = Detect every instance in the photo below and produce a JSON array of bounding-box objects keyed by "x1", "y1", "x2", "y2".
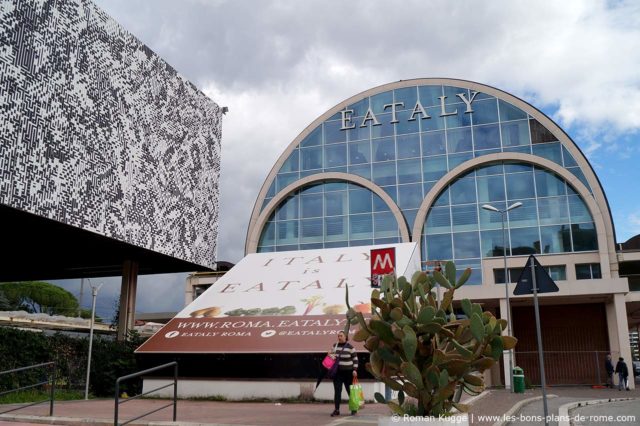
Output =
[
  {"x1": 605, "y1": 353, "x2": 614, "y2": 388},
  {"x1": 614, "y1": 357, "x2": 630, "y2": 391},
  {"x1": 329, "y1": 331, "x2": 359, "y2": 417}
]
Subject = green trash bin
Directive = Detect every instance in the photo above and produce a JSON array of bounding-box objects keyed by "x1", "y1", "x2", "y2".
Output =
[{"x1": 513, "y1": 367, "x2": 525, "y2": 393}]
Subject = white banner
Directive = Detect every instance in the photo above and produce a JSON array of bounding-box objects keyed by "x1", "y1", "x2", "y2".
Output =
[
  {"x1": 137, "y1": 243, "x2": 420, "y2": 353},
  {"x1": 178, "y1": 243, "x2": 420, "y2": 319}
]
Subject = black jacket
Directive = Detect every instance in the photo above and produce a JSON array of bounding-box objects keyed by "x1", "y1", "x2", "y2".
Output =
[
  {"x1": 605, "y1": 358, "x2": 614, "y2": 374},
  {"x1": 615, "y1": 360, "x2": 629, "y2": 377}
]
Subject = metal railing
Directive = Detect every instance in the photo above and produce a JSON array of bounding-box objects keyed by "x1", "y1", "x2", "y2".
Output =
[
  {"x1": 114, "y1": 362, "x2": 177, "y2": 426},
  {"x1": 0, "y1": 362, "x2": 55, "y2": 416}
]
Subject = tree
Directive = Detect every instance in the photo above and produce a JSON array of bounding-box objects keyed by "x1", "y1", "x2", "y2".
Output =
[
  {"x1": 110, "y1": 295, "x2": 120, "y2": 330},
  {"x1": 0, "y1": 281, "x2": 80, "y2": 316},
  {"x1": 0, "y1": 289, "x2": 10, "y2": 310},
  {"x1": 79, "y1": 308, "x2": 103, "y2": 322}
]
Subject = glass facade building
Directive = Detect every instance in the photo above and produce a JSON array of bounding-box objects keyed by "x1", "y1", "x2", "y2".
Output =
[
  {"x1": 244, "y1": 79, "x2": 635, "y2": 388},
  {"x1": 247, "y1": 79, "x2": 611, "y2": 287}
]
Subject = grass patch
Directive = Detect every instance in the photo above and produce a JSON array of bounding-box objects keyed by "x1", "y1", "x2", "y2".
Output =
[
  {"x1": 141, "y1": 394, "x2": 228, "y2": 402},
  {"x1": 0, "y1": 389, "x2": 85, "y2": 404},
  {"x1": 237, "y1": 396, "x2": 320, "y2": 404},
  {"x1": 144, "y1": 395, "x2": 322, "y2": 403},
  {"x1": 185, "y1": 394, "x2": 228, "y2": 401}
]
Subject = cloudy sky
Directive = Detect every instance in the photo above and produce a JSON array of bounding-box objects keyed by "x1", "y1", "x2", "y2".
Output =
[{"x1": 55, "y1": 0, "x2": 640, "y2": 320}]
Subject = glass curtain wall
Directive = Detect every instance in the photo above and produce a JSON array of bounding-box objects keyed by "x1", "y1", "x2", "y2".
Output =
[
  {"x1": 422, "y1": 162, "x2": 598, "y2": 285},
  {"x1": 257, "y1": 182, "x2": 401, "y2": 252},
  {"x1": 261, "y1": 84, "x2": 590, "y2": 218},
  {"x1": 257, "y1": 83, "x2": 598, "y2": 284}
]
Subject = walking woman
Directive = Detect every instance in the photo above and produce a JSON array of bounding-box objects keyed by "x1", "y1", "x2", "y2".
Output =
[{"x1": 329, "y1": 331, "x2": 358, "y2": 416}]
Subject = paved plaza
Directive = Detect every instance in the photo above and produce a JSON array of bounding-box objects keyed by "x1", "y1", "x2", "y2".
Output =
[{"x1": 0, "y1": 383, "x2": 638, "y2": 426}]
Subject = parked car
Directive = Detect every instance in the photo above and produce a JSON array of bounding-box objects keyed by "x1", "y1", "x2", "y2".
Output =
[{"x1": 633, "y1": 361, "x2": 640, "y2": 377}]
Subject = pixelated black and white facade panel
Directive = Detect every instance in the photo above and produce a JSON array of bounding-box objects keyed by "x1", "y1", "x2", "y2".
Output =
[{"x1": 0, "y1": 0, "x2": 222, "y2": 268}]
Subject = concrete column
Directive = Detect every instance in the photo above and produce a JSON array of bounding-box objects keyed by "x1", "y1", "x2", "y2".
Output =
[
  {"x1": 605, "y1": 294, "x2": 634, "y2": 389},
  {"x1": 117, "y1": 260, "x2": 139, "y2": 341},
  {"x1": 185, "y1": 274, "x2": 194, "y2": 306},
  {"x1": 499, "y1": 298, "x2": 514, "y2": 389},
  {"x1": 606, "y1": 299, "x2": 620, "y2": 357},
  {"x1": 487, "y1": 307, "x2": 502, "y2": 388}
]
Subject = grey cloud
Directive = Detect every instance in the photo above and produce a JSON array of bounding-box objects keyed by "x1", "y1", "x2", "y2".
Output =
[
  {"x1": 51, "y1": 278, "x2": 121, "y2": 322},
  {"x1": 136, "y1": 273, "x2": 188, "y2": 313},
  {"x1": 85, "y1": 0, "x2": 640, "y2": 317},
  {"x1": 93, "y1": 0, "x2": 480, "y2": 90},
  {"x1": 52, "y1": 272, "x2": 188, "y2": 322},
  {"x1": 93, "y1": 0, "x2": 640, "y2": 132}
]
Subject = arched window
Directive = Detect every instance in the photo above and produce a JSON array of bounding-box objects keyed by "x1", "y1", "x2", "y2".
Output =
[{"x1": 257, "y1": 182, "x2": 401, "y2": 252}]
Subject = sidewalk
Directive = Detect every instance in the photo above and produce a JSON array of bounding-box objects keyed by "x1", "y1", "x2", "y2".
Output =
[
  {"x1": 507, "y1": 386, "x2": 640, "y2": 426},
  {"x1": 1, "y1": 398, "x2": 389, "y2": 426},
  {"x1": 0, "y1": 386, "x2": 638, "y2": 425}
]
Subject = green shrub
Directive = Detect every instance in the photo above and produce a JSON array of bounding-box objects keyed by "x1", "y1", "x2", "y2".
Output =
[
  {"x1": 89, "y1": 331, "x2": 145, "y2": 397},
  {"x1": 0, "y1": 388, "x2": 84, "y2": 404},
  {"x1": 0, "y1": 327, "x2": 145, "y2": 397}
]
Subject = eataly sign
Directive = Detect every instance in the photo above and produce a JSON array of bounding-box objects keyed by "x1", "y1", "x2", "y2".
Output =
[{"x1": 340, "y1": 91, "x2": 479, "y2": 130}]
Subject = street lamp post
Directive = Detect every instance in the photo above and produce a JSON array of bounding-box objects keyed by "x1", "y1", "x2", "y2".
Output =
[
  {"x1": 84, "y1": 281, "x2": 103, "y2": 400},
  {"x1": 482, "y1": 201, "x2": 522, "y2": 392}
]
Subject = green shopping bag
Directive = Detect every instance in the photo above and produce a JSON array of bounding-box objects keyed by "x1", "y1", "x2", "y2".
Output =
[{"x1": 349, "y1": 378, "x2": 362, "y2": 412}]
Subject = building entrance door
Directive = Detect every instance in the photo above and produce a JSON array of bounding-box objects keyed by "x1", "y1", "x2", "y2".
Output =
[{"x1": 513, "y1": 303, "x2": 609, "y2": 385}]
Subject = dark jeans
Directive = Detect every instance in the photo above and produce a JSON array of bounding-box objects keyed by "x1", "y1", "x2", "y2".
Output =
[
  {"x1": 618, "y1": 373, "x2": 628, "y2": 390},
  {"x1": 333, "y1": 369, "x2": 353, "y2": 411}
]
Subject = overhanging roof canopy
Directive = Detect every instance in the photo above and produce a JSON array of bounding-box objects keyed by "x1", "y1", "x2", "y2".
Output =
[{"x1": 0, "y1": 205, "x2": 211, "y2": 281}]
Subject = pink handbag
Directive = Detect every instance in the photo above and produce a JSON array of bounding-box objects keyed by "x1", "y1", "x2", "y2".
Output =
[
  {"x1": 322, "y1": 344, "x2": 338, "y2": 369},
  {"x1": 322, "y1": 355, "x2": 336, "y2": 369}
]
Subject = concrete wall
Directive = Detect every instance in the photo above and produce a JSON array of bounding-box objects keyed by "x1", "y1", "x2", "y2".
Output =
[{"x1": 142, "y1": 378, "x2": 386, "y2": 402}]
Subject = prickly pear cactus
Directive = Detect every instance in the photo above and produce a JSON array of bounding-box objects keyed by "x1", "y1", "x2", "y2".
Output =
[{"x1": 344, "y1": 261, "x2": 517, "y2": 416}]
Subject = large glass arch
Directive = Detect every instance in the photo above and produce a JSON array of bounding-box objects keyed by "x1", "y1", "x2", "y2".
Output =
[
  {"x1": 248, "y1": 79, "x2": 615, "y2": 277},
  {"x1": 420, "y1": 162, "x2": 598, "y2": 284},
  {"x1": 260, "y1": 83, "x2": 591, "y2": 217},
  {"x1": 257, "y1": 182, "x2": 402, "y2": 252}
]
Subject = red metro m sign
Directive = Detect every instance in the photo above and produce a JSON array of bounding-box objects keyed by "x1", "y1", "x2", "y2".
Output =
[{"x1": 370, "y1": 247, "x2": 396, "y2": 288}]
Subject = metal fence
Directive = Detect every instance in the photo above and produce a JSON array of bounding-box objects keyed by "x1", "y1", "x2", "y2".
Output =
[
  {"x1": 514, "y1": 350, "x2": 620, "y2": 386},
  {"x1": 114, "y1": 361, "x2": 178, "y2": 426},
  {"x1": 0, "y1": 362, "x2": 55, "y2": 416}
]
